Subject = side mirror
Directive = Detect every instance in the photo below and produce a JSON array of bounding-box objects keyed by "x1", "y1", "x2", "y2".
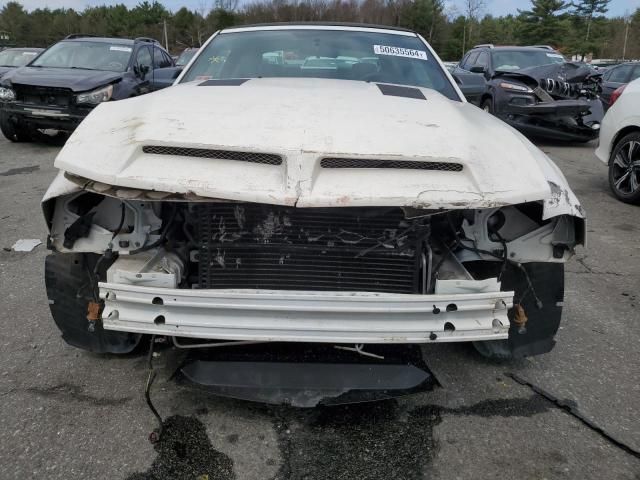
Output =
[{"x1": 469, "y1": 65, "x2": 486, "y2": 74}]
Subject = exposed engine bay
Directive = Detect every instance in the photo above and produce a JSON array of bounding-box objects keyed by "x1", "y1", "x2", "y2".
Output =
[
  {"x1": 44, "y1": 189, "x2": 580, "y2": 365},
  {"x1": 492, "y1": 62, "x2": 604, "y2": 142},
  {"x1": 50, "y1": 195, "x2": 576, "y2": 291}
]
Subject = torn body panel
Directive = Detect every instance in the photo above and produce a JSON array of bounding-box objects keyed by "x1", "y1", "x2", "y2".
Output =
[{"x1": 47, "y1": 191, "x2": 161, "y2": 254}]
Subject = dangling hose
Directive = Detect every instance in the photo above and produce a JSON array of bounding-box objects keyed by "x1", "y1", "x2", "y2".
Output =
[{"x1": 145, "y1": 335, "x2": 163, "y2": 443}]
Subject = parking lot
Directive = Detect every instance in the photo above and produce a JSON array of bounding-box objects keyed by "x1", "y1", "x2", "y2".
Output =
[{"x1": 0, "y1": 135, "x2": 638, "y2": 479}]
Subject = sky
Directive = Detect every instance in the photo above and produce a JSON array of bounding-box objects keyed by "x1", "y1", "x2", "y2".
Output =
[{"x1": 2, "y1": 0, "x2": 639, "y2": 17}]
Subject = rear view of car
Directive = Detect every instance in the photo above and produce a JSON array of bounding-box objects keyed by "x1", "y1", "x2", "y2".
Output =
[{"x1": 600, "y1": 62, "x2": 640, "y2": 110}]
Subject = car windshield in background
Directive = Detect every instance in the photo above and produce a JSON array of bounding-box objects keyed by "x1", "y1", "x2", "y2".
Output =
[
  {"x1": 31, "y1": 41, "x2": 132, "y2": 72},
  {"x1": 0, "y1": 49, "x2": 39, "y2": 67},
  {"x1": 176, "y1": 49, "x2": 197, "y2": 66},
  {"x1": 492, "y1": 50, "x2": 565, "y2": 72},
  {"x1": 181, "y1": 29, "x2": 459, "y2": 100}
]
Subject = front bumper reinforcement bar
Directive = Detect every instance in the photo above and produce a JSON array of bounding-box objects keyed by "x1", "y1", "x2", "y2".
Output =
[{"x1": 99, "y1": 283, "x2": 514, "y2": 343}]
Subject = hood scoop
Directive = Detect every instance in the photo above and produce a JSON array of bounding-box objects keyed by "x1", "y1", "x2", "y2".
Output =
[
  {"x1": 142, "y1": 145, "x2": 283, "y2": 165},
  {"x1": 377, "y1": 83, "x2": 426, "y2": 100},
  {"x1": 320, "y1": 158, "x2": 463, "y2": 171},
  {"x1": 198, "y1": 78, "x2": 249, "y2": 86}
]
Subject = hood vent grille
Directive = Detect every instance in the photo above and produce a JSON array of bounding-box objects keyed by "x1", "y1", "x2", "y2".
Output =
[
  {"x1": 142, "y1": 146, "x2": 282, "y2": 165},
  {"x1": 320, "y1": 158, "x2": 463, "y2": 172}
]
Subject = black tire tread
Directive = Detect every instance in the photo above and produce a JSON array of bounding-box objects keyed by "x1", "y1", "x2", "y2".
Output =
[
  {"x1": 45, "y1": 252, "x2": 141, "y2": 354},
  {"x1": 0, "y1": 112, "x2": 32, "y2": 142}
]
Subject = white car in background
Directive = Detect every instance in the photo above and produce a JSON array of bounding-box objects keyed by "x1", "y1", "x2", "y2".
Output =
[{"x1": 596, "y1": 78, "x2": 640, "y2": 204}]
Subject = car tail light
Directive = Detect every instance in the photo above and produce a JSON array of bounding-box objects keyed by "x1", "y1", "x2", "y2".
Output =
[{"x1": 610, "y1": 84, "x2": 627, "y2": 106}]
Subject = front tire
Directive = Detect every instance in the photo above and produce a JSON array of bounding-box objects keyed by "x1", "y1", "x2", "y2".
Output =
[
  {"x1": 609, "y1": 132, "x2": 640, "y2": 204},
  {"x1": 45, "y1": 252, "x2": 142, "y2": 354},
  {"x1": 0, "y1": 113, "x2": 33, "y2": 142},
  {"x1": 481, "y1": 97, "x2": 494, "y2": 114}
]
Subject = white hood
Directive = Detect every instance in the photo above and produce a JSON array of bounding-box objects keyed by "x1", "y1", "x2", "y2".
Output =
[{"x1": 53, "y1": 77, "x2": 583, "y2": 217}]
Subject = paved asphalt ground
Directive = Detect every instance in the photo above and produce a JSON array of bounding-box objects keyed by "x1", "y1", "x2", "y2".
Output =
[{"x1": 0, "y1": 134, "x2": 638, "y2": 479}]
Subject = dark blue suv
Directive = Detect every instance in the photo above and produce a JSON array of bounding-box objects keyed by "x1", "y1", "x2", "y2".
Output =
[{"x1": 0, "y1": 35, "x2": 181, "y2": 142}]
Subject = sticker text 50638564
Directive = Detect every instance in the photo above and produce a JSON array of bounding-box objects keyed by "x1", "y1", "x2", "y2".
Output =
[{"x1": 373, "y1": 45, "x2": 428, "y2": 60}]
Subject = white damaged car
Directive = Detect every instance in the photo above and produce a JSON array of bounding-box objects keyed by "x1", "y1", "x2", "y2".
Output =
[{"x1": 42, "y1": 24, "x2": 585, "y2": 405}]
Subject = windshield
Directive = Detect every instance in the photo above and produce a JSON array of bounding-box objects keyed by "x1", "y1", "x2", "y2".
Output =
[
  {"x1": 0, "y1": 49, "x2": 40, "y2": 67},
  {"x1": 176, "y1": 49, "x2": 197, "y2": 67},
  {"x1": 492, "y1": 50, "x2": 565, "y2": 72},
  {"x1": 181, "y1": 29, "x2": 459, "y2": 100},
  {"x1": 31, "y1": 41, "x2": 133, "y2": 72}
]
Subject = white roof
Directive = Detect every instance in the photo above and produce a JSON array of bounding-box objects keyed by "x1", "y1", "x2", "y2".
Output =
[{"x1": 222, "y1": 24, "x2": 417, "y2": 37}]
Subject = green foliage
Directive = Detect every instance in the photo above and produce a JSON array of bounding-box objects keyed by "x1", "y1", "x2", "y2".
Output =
[
  {"x1": 406, "y1": 0, "x2": 445, "y2": 42},
  {"x1": 570, "y1": 0, "x2": 610, "y2": 18},
  {"x1": 518, "y1": 0, "x2": 569, "y2": 46},
  {"x1": 0, "y1": 0, "x2": 637, "y2": 61}
]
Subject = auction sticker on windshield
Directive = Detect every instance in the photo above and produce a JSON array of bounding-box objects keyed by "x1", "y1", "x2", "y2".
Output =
[
  {"x1": 110, "y1": 46, "x2": 132, "y2": 52},
  {"x1": 374, "y1": 45, "x2": 427, "y2": 60}
]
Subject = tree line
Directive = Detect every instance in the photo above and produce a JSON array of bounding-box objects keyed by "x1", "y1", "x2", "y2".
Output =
[{"x1": 0, "y1": 0, "x2": 637, "y2": 61}]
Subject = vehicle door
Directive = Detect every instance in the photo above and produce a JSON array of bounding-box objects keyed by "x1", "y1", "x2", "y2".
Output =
[
  {"x1": 151, "y1": 47, "x2": 182, "y2": 90},
  {"x1": 474, "y1": 51, "x2": 490, "y2": 78},
  {"x1": 630, "y1": 64, "x2": 640, "y2": 84},
  {"x1": 453, "y1": 52, "x2": 471, "y2": 75},
  {"x1": 459, "y1": 51, "x2": 480, "y2": 73},
  {"x1": 133, "y1": 45, "x2": 153, "y2": 95},
  {"x1": 601, "y1": 64, "x2": 632, "y2": 107},
  {"x1": 451, "y1": 51, "x2": 487, "y2": 106}
]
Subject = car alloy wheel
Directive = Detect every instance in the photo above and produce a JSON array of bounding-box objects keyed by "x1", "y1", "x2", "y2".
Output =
[{"x1": 609, "y1": 133, "x2": 640, "y2": 204}]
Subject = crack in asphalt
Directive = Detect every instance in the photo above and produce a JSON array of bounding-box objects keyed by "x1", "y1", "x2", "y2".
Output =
[
  {"x1": 567, "y1": 270, "x2": 630, "y2": 277},
  {"x1": 571, "y1": 256, "x2": 628, "y2": 277},
  {"x1": 26, "y1": 383, "x2": 131, "y2": 406},
  {"x1": 0, "y1": 165, "x2": 39, "y2": 176},
  {"x1": 507, "y1": 373, "x2": 640, "y2": 460}
]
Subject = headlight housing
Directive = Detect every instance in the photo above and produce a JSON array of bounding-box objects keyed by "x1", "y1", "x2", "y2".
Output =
[
  {"x1": 0, "y1": 87, "x2": 16, "y2": 101},
  {"x1": 76, "y1": 84, "x2": 113, "y2": 105},
  {"x1": 499, "y1": 82, "x2": 533, "y2": 93}
]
